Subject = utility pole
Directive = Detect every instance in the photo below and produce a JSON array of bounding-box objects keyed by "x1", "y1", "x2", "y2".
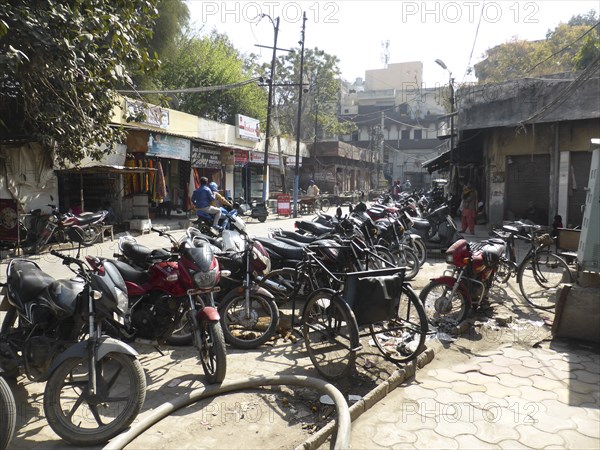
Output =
[
  {"x1": 293, "y1": 12, "x2": 307, "y2": 218},
  {"x1": 313, "y1": 73, "x2": 319, "y2": 181},
  {"x1": 380, "y1": 110, "x2": 385, "y2": 190},
  {"x1": 261, "y1": 16, "x2": 280, "y2": 203}
]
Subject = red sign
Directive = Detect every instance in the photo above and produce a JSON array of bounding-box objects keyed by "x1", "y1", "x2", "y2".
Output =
[
  {"x1": 0, "y1": 199, "x2": 19, "y2": 242},
  {"x1": 277, "y1": 194, "x2": 291, "y2": 217}
]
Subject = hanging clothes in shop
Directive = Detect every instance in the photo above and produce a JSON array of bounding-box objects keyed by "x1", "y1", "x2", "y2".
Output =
[{"x1": 156, "y1": 161, "x2": 167, "y2": 202}]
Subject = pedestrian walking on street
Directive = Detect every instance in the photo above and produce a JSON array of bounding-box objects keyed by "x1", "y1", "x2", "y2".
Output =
[{"x1": 459, "y1": 182, "x2": 477, "y2": 235}]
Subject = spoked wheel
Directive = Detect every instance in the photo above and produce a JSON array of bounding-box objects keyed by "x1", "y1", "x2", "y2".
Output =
[
  {"x1": 390, "y1": 246, "x2": 420, "y2": 280},
  {"x1": 302, "y1": 290, "x2": 359, "y2": 380},
  {"x1": 320, "y1": 198, "x2": 330, "y2": 213},
  {"x1": 367, "y1": 246, "x2": 397, "y2": 270},
  {"x1": 43, "y1": 352, "x2": 146, "y2": 446},
  {"x1": 197, "y1": 320, "x2": 227, "y2": 384},
  {"x1": 494, "y1": 259, "x2": 516, "y2": 285},
  {"x1": 219, "y1": 293, "x2": 280, "y2": 349},
  {"x1": 0, "y1": 376, "x2": 16, "y2": 450},
  {"x1": 419, "y1": 280, "x2": 469, "y2": 328},
  {"x1": 370, "y1": 285, "x2": 428, "y2": 363},
  {"x1": 411, "y1": 239, "x2": 427, "y2": 266},
  {"x1": 518, "y1": 251, "x2": 572, "y2": 310},
  {"x1": 82, "y1": 224, "x2": 101, "y2": 246}
]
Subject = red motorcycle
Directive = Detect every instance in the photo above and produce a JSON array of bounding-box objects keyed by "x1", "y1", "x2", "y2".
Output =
[
  {"x1": 419, "y1": 238, "x2": 505, "y2": 327},
  {"x1": 86, "y1": 228, "x2": 227, "y2": 384}
]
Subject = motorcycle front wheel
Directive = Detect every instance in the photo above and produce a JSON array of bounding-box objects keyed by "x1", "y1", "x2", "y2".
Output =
[
  {"x1": 43, "y1": 352, "x2": 146, "y2": 446},
  {"x1": 219, "y1": 293, "x2": 280, "y2": 349},
  {"x1": 419, "y1": 280, "x2": 469, "y2": 328},
  {"x1": 81, "y1": 224, "x2": 102, "y2": 246},
  {"x1": 0, "y1": 376, "x2": 16, "y2": 450}
]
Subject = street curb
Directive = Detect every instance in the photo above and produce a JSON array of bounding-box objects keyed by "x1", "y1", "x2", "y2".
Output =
[{"x1": 296, "y1": 347, "x2": 436, "y2": 450}]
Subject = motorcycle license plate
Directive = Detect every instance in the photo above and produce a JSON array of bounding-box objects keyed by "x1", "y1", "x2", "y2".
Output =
[
  {"x1": 0, "y1": 287, "x2": 10, "y2": 311},
  {"x1": 187, "y1": 287, "x2": 221, "y2": 295}
]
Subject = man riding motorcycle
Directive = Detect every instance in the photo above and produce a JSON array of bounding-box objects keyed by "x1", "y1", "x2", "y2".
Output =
[{"x1": 192, "y1": 177, "x2": 222, "y2": 230}]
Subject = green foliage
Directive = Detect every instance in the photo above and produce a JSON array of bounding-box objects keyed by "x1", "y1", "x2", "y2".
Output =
[
  {"x1": 0, "y1": 0, "x2": 159, "y2": 166},
  {"x1": 156, "y1": 30, "x2": 267, "y2": 124},
  {"x1": 474, "y1": 11, "x2": 599, "y2": 83},
  {"x1": 265, "y1": 47, "x2": 356, "y2": 141}
]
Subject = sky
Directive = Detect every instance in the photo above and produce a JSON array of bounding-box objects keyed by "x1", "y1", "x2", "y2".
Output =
[{"x1": 184, "y1": 0, "x2": 598, "y2": 87}]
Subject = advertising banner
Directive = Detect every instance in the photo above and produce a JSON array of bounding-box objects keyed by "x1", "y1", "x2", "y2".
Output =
[
  {"x1": 0, "y1": 199, "x2": 19, "y2": 242},
  {"x1": 147, "y1": 133, "x2": 190, "y2": 161},
  {"x1": 236, "y1": 114, "x2": 261, "y2": 142},
  {"x1": 191, "y1": 143, "x2": 221, "y2": 169}
]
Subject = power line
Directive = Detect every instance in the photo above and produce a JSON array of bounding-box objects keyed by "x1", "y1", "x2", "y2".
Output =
[
  {"x1": 463, "y1": 1, "x2": 485, "y2": 81},
  {"x1": 117, "y1": 77, "x2": 262, "y2": 94}
]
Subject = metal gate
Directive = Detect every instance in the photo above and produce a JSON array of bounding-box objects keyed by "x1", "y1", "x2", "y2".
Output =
[
  {"x1": 505, "y1": 154, "x2": 550, "y2": 224},
  {"x1": 567, "y1": 151, "x2": 593, "y2": 227}
]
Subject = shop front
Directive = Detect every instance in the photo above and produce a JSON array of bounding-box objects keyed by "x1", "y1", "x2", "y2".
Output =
[
  {"x1": 124, "y1": 129, "x2": 190, "y2": 219},
  {"x1": 190, "y1": 141, "x2": 223, "y2": 201}
]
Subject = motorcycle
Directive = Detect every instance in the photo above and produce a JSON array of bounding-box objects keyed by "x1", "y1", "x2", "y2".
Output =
[
  {"x1": 419, "y1": 238, "x2": 505, "y2": 328},
  {"x1": 87, "y1": 228, "x2": 227, "y2": 384},
  {"x1": 235, "y1": 197, "x2": 269, "y2": 223},
  {"x1": 193, "y1": 206, "x2": 238, "y2": 236},
  {"x1": 22, "y1": 204, "x2": 107, "y2": 254},
  {"x1": 0, "y1": 226, "x2": 145, "y2": 446},
  {"x1": 0, "y1": 375, "x2": 15, "y2": 450}
]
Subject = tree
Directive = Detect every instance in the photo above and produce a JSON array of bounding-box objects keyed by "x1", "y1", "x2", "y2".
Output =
[
  {"x1": 156, "y1": 30, "x2": 268, "y2": 124},
  {"x1": 265, "y1": 47, "x2": 356, "y2": 141},
  {"x1": 0, "y1": 0, "x2": 159, "y2": 166},
  {"x1": 474, "y1": 11, "x2": 599, "y2": 83}
]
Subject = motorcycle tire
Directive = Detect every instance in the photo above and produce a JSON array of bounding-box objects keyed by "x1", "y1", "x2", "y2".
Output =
[
  {"x1": 0, "y1": 376, "x2": 16, "y2": 450},
  {"x1": 390, "y1": 246, "x2": 420, "y2": 281},
  {"x1": 44, "y1": 352, "x2": 146, "y2": 446},
  {"x1": 219, "y1": 293, "x2": 280, "y2": 349},
  {"x1": 258, "y1": 214, "x2": 267, "y2": 223},
  {"x1": 81, "y1": 224, "x2": 102, "y2": 246},
  {"x1": 198, "y1": 321, "x2": 227, "y2": 384},
  {"x1": 419, "y1": 280, "x2": 469, "y2": 329},
  {"x1": 411, "y1": 238, "x2": 428, "y2": 266}
]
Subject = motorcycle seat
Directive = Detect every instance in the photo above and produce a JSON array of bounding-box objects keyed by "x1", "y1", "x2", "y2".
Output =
[
  {"x1": 295, "y1": 221, "x2": 333, "y2": 236},
  {"x1": 278, "y1": 230, "x2": 319, "y2": 244},
  {"x1": 121, "y1": 241, "x2": 170, "y2": 264},
  {"x1": 74, "y1": 211, "x2": 106, "y2": 225},
  {"x1": 411, "y1": 218, "x2": 431, "y2": 231},
  {"x1": 272, "y1": 236, "x2": 309, "y2": 248},
  {"x1": 112, "y1": 260, "x2": 152, "y2": 285},
  {"x1": 254, "y1": 237, "x2": 305, "y2": 260},
  {"x1": 8, "y1": 260, "x2": 56, "y2": 304}
]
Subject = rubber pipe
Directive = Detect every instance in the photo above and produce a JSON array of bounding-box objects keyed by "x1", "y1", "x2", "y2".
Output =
[{"x1": 103, "y1": 374, "x2": 351, "y2": 450}]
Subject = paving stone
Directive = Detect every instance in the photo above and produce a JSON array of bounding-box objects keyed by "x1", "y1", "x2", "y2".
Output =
[
  {"x1": 451, "y1": 362, "x2": 483, "y2": 374},
  {"x1": 554, "y1": 387, "x2": 597, "y2": 405},
  {"x1": 468, "y1": 391, "x2": 509, "y2": 409},
  {"x1": 571, "y1": 369, "x2": 600, "y2": 384},
  {"x1": 572, "y1": 414, "x2": 600, "y2": 438},
  {"x1": 428, "y1": 368, "x2": 469, "y2": 383},
  {"x1": 507, "y1": 364, "x2": 544, "y2": 378},
  {"x1": 416, "y1": 378, "x2": 454, "y2": 390},
  {"x1": 398, "y1": 383, "x2": 438, "y2": 400},
  {"x1": 483, "y1": 382, "x2": 521, "y2": 398},
  {"x1": 478, "y1": 362, "x2": 512, "y2": 376},
  {"x1": 455, "y1": 433, "x2": 499, "y2": 449},
  {"x1": 528, "y1": 375, "x2": 568, "y2": 391},
  {"x1": 518, "y1": 385, "x2": 559, "y2": 402},
  {"x1": 519, "y1": 356, "x2": 547, "y2": 369},
  {"x1": 465, "y1": 370, "x2": 499, "y2": 386},
  {"x1": 580, "y1": 359, "x2": 600, "y2": 375},
  {"x1": 500, "y1": 346, "x2": 534, "y2": 359},
  {"x1": 434, "y1": 412, "x2": 478, "y2": 438},
  {"x1": 434, "y1": 387, "x2": 475, "y2": 406},
  {"x1": 497, "y1": 439, "x2": 532, "y2": 449},
  {"x1": 559, "y1": 428, "x2": 600, "y2": 449},
  {"x1": 582, "y1": 406, "x2": 600, "y2": 421},
  {"x1": 474, "y1": 411, "x2": 521, "y2": 443},
  {"x1": 496, "y1": 372, "x2": 534, "y2": 388},
  {"x1": 451, "y1": 381, "x2": 487, "y2": 395},
  {"x1": 529, "y1": 409, "x2": 577, "y2": 433},
  {"x1": 485, "y1": 354, "x2": 524, "y2": 368},
  {"x1": 371, "y1": 425, "x2": 418, "y2": 447},
  {"x1": 413, "y1": 429, "x2": 460, "y2": 450},
  {"x1": 514, "y1": 424, "x2": 565, "y2": 448},
  {"x1": 393, "y1": 408, "x2": 439, "y2": 432}
]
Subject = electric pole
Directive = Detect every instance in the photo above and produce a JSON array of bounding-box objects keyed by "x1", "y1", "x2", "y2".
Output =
[{"x1": 293, "y1": 12, "x2": 307, "y2": 218}]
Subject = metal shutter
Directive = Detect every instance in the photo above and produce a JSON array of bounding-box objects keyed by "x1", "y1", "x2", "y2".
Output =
[{"x1": 505, "y1": 155, "x2": 550, "y2": 224}]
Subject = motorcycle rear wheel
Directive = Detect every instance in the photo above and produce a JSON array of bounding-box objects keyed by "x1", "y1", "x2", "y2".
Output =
[
  {"x1": 44, "y1": 352, "x2": 146, "y2": 446},
  {"x1": 0, "y1": 376, "x2": 16, "y2": 450},
  {"x1": 219, "y1": 293, "x2": 280, "y2": 349},
  {"x1": 390, "y1": 246, "x2": 420, "y2": 281},
  {"x1": 81, "y1": 224, "x2": 102, "y2": 246},
  {"x1": 419, "y1": 280, "x2": 469, "y2": 328}
]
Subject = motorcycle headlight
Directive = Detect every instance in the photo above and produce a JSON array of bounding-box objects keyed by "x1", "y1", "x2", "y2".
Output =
[
  {"x1": 193, "y1": 270, "x2": 218, "y2": 288},
  {"x1": 48, "y1": 215, "x2": 58, "y2": 223},
  {"x1": 115, "y1": 287, "x2": 129, "y2": 315}
]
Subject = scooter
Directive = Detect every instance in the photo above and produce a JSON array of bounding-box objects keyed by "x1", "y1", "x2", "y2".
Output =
[{"x1": 236, "y1": 197, "x2": 269, "y2": 223}]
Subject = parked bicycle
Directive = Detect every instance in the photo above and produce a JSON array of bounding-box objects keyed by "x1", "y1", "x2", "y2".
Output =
[{"x1": 490, "y1": 222, "x2": 573, "y2": 309}]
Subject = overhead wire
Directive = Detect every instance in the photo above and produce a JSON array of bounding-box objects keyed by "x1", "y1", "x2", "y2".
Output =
[
  {"x1": 117, "y1": 77, "x2": 262, "y2": 94},
  {"x1": 462, "y1": 1, "x2": 485, "y2": 82}
]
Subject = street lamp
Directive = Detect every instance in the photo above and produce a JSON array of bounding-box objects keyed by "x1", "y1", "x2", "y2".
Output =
[{"x1": 435, "y1": 58, "x2": 456, "y2": 206}]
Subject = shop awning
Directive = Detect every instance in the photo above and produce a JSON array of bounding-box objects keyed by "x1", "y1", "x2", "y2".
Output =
[
  {"x1": 55, "y1": 164, "x2": 156, "y2": 174},
  {"x1": 422, "y1": 149, "x2": 451, "y2": 173}
]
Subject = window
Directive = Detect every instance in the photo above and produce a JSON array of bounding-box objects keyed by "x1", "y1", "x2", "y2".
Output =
[
  {"x1": 401, "y1": 130, "x2": 410, "y2": 140},
  {"x1": 414, "y1": 130, "x2": 422, "y2": 140}
]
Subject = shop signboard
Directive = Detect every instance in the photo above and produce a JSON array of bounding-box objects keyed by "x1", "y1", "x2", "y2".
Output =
[
  {"x1": 125, "y1": 100, "x2": 169, "y2": 129},
  {"x1": 191, "y1": 143, "x2": 221, "y2": 169},
  {"x1": 147, "y1": 133, "x2": 191, "y2": 161},
  {"x1": 0, "y1": 199, "x2": 19, "y2": 242},
  {"x1": 236, "y1": 114, "x2": 260, "y2": 142},
  {"x1": 277, "y1": 194, "x2": 291, "y2": 217},
  {"x1": 234, "y1": 149, "x2": 249, "y2": 167},
  {"x1": 250, "y1": 151, "x2": 279, "y2": 166}
]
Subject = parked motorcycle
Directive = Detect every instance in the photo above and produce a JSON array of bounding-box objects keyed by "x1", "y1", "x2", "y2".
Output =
[
  {"x1": 235, "y1": 197, "x2": 269, "y2": 223},
  {"x1": 0, "y1": 226, "x2": 145, "y2": 446},
  {"x1": 0, "y1": 376, "x2": 15, "y2": 450},
  {"x1": 22, "y1": 204, "x2": 107, "y2": 254},
  {"x1": 419, "y1": 238, "x2": 505, "y2": 327},
  {"x1": 88, "y1": 228, "x2": 227, "y2": 384}
]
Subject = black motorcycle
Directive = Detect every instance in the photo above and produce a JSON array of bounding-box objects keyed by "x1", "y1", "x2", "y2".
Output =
[
  {"x1": 0, "y1": 227, "x2": 146, "y2": 446},
  {"x1": 235, "y1": 197, "x2": 269, "y2": 223},
  {"x1": 0, "y1": 375, "x2": 15, "y2": 450}
]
